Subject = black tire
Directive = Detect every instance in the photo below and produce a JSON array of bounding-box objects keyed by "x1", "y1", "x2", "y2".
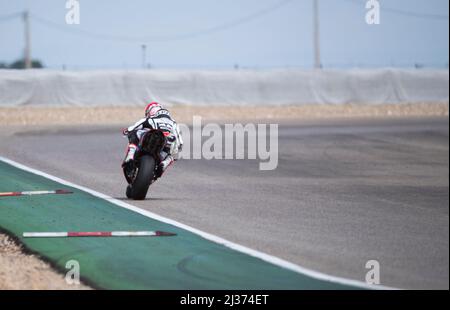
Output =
[
  {"x1": 126, "y1": 185, "x2": 132, "y2": 199},
  {"x1": 129, "y1": 155, "x2": 155, "y2": 200}
]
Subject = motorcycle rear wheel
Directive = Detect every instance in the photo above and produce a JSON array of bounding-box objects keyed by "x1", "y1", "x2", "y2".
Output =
[{"x1": 127, "y1": 155, "x2": 156, "y2": 200}]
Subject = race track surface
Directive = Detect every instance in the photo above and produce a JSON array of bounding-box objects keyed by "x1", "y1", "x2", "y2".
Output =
[{"x1": 0, "y1": 117, "x2": 448, "y2": 289}]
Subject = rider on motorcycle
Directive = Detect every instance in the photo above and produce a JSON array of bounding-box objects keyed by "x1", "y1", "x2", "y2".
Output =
[{"x1": 122, "y1": 102, "x2": 183, "y2": 178}]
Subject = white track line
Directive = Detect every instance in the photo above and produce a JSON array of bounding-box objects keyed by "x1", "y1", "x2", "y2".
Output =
[{"x1": 0, "y1": 156, "x2": 395, "y2": 290}]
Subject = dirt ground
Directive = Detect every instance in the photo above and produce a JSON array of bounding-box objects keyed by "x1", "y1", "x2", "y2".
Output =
[
  {"x1": 0, "y1": 102, "x2": 448, "y2": 126},
  {"x1": 0, "y1": 233, "x2": 91, "y2": 290}
]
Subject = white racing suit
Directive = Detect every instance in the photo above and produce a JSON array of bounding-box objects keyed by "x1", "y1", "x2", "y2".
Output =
[{"x1": 123, "y1": 109, "x2": 183, "y2": 177}]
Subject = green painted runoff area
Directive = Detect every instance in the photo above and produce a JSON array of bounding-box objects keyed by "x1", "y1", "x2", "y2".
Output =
[{"x1": 0, "y1": 161, "x2": 357, "y2": 289}]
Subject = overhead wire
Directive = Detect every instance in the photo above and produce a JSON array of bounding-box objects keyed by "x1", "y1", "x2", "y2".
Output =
[{"x1": 30, "y1": 0, "x2": 296, "y2": 43}]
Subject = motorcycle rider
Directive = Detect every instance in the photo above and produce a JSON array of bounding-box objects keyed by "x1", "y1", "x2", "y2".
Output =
[{"x1": 122, "y1": 102, "x2": 183, "y2": 178}]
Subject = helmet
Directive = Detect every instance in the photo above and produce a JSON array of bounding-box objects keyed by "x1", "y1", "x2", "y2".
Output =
[{"x1": 144, "y1": 102, "x2": 162, "y2": 118}]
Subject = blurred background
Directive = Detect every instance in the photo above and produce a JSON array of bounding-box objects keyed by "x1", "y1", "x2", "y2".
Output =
[{"x1": 0, "y1": 0, "x2": 448, "y2": 70}]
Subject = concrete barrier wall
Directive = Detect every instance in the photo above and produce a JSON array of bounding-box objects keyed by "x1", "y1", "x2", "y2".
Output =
[{"x1": 0, "y1": 69, "x2": 448, "y2": 107}]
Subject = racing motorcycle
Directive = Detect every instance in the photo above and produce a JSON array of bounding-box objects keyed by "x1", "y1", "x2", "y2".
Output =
[{"x1": 123, "y1": 129, "x2": 167, "y2": 200}]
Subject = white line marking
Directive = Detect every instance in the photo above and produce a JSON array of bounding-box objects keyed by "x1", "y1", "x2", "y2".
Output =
[
  {"x1": 0, "y1": 156, "x2": 395, "y2": 290},
  {"x1": 24, "y1": 232, "x2": 68, "y2": 238}
]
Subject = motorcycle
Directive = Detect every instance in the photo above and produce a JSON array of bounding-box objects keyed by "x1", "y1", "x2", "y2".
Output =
[{"x1": 123, "y1": 129, "x2": 167, "y2": 200}]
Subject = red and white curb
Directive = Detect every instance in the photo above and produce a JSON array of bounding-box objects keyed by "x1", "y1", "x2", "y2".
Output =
[
  {"x1": 0, "y1": 189, "x2": 73, "y2": 197},
  {"x1": 23, "y1": 231, "x2": 176, "y2": 238}
]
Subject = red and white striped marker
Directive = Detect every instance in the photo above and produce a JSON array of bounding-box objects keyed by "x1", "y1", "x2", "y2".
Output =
[
  {"x1": 0, "y1": 189, "x2": 73, "y2": 197},
  {"x1": 23, "y1": 231, "x2": 176, "y2": 238}
]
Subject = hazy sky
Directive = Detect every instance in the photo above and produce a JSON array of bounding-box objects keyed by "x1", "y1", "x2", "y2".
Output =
[{"x1": 0, "y1": 0, "x2": 448, "y2": 69}]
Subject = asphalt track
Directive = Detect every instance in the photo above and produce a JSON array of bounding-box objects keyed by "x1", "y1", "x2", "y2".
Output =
[
  {"x1": 0, "y1": 117, "x2": 448, "y2": 289},
  {"x1": 1, "y1": 160, "x2": 356, "y2": 290}
]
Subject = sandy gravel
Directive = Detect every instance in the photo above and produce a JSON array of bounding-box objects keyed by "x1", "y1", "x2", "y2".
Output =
[
  {"x1": 0, "y1": 102, "x2": 448, "y2": 126},
  {"x1": 0, "y1": 233, "x2": 91, "y2": 290}
]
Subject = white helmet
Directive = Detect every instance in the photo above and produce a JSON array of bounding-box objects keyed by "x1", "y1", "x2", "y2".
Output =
[{"x1": 144, "y1": 102, "x2": 163, "y2": 118}]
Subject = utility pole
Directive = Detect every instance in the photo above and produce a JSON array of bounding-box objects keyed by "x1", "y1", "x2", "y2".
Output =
[
  {"x1": 23, "y1": 10, "x2": 32, "y2": 69},
  {"x1": 313, "y1": 0, "x2": 321, "y2": 69},
  {"x1": 141, "y1": 44, "x2": 147, "y2": 69}
]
